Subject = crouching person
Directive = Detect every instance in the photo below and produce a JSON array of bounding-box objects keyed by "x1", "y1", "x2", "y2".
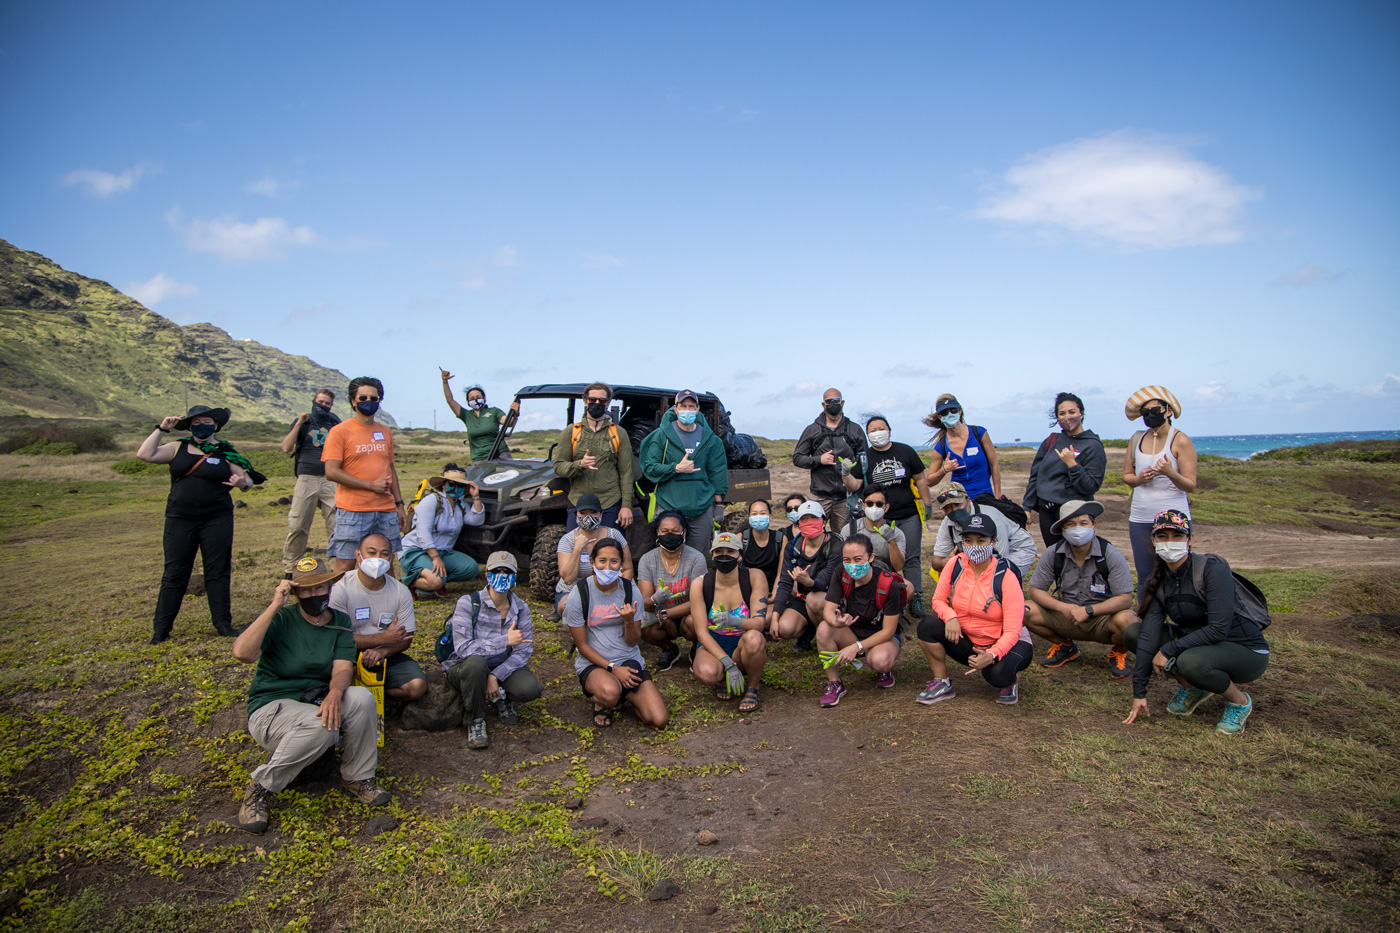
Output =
[
  {"x1": 234, "y1": 558, "x2": 389, "y2": 835},
  {"x1": 816, "y1": 534, "x2": 905, "y2": 708},
  {"x1": 330, "y1": 532, "x2": 427, "y2": 702},
  {"x1": 441, "y1": 552, "x2": 543, "y2": 750}
]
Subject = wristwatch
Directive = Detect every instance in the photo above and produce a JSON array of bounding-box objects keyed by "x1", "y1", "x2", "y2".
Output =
[
  {"x1": 606, "y1": 662, "x2": 615, "y2": 671},
  {"x1": 1086, "y1": 604, "x2": 1096, "y2": 617}
]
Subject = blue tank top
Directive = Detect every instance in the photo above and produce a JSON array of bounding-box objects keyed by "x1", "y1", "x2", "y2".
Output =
[{"x1": 934, "y1": 425, "x2": 993, "y2": 499}]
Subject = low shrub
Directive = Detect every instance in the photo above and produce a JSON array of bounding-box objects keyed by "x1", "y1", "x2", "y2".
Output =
[{"x1": 0, "y1": 423, "x2": 117, "y2": 454}]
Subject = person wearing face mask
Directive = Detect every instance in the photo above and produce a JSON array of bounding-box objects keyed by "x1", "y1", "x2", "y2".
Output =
[
  {"x1": 931, "y1": 482, "x2": 1038, "y2": 578},
  {"x1": 441, "y1": 552, "x2": 542, "y2": 750},
  {"x1": 637, "y1": 511, "x2": 708, "y2": 672},
  {"x1": 1024, "y1": 501, "x2": 1137, "y2": 677},
  {"x1": 1023, "y1": 392, "x2": 1107, "y2": 547},
  {"x1": 767, "y1": 501, "x2": 844, "y2": 647},
  {"x1": 792, "y1": 388, "x2": 867, "y2": 535},
  {"x1": 640, "y1": 390, "x2": 729, "y2": 546},
  {"x1": 323, "y1": 377, "x2": 409, "y2": 573},
  {"x1": 740, "y1": 499, "x2": 785, "y2": 590},
  {"x1": 839, "y1": 489, "x2": 906, "y2": 575},
  {"x1": 138, "y1": 404, "x2": 263, "y2": 644},
  {"x1": 923, "y1": 394, "x2": 1002, "y2": 500},
  {"x1": 280, "y1": 389, "x2": 342, "y2": 577},
  {"x1": 439, "y1": 369, "x2": 520, "y2": 462},
  {"x1": 329, "y1": 533, "x2": 426, "y2": 703},
  {"x1": 841, "y1": 415, "x2": 930, "y2": 617},
  {"x1": 689, "y1": 533, "x2": 770, "y2": 713},
  {"x1": 915, "y1": 513, "x2": 1033, "y2": 706},
  {"x1": 817, "y1": 535, "x2": 906, "y2": 706},
  {"x1": 1122, "y1": 387, "x2": 1198, "y2": 599},
  {"x1": 398, "y1": 467, "x2": 485, "y2": 598},
  {"x1": 232, "y1": 558, "x2": 390, "y2": 834},
  {"x1": 555, "y1": 493, "x2": 634, "y2": 620},
  {"x1": 777, "y1": 494, "x2": 808, "y2": 552},
  {"x1": 1122, "y1": 511, "x2": 1270, "y2": 735},
  {"x1": 554, "y1": 382, "x2": 635, "y2": 531}
]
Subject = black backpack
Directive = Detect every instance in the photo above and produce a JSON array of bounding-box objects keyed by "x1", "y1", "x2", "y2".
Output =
[
  {"x1": 973, "y1": 492, "x2": 1029, "y2": 530},
  {"x1": 1190, "y1": 554, "x2": 1272, "y2": 629},
  {"x1": 434, "y1": 592, "x2": 480, "y2": 663},
  {"x1": 701, "y1": 567, "x2": 753, "y2": 614},
  {"x1": 575, "y1": 576, "x2": 635, "y2": 623}
]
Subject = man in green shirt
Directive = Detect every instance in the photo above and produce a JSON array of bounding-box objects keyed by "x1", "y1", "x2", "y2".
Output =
[
  {"x1": 554, "y1": 382, "x2": 635, "y2": 531},
  {"x1": 440, "y1": 369, "x2": 519, "y2": 462},
  {"x1": 232, "y1": 557, "x2": 391, "y2": 834}
]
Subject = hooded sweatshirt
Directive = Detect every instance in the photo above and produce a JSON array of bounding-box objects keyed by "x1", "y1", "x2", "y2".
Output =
[
  {"x1": 1022, "y1": 428, "x2": 1106, "y2": 509},
  {"x1": 792, "y1": 414, "x2": 867, "y2": 499},
  {"x1": 639, "y1": 409, "x2": 729, "y2": 518}
]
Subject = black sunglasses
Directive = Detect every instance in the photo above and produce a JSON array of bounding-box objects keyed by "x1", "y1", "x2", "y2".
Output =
[
  {"x1": 936, "y1": 492, "x2": 964, "y2": 504},
  {"x1": 355, "y1": 395, "x2": 381, "y2": 402}
]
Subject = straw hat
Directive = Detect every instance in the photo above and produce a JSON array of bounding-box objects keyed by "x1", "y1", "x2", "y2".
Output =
[
  {"x1": 427, "y1": 468, "x2": 472, "y2": 490},
  {"x1": 1125, "y1": 386, "x2": 1182, "y2": 421}
]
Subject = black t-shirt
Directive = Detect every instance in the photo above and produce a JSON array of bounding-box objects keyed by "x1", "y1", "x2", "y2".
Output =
[
  {"x1": 741, "y1": 528, "x2": 784, "y2": 588},
  {"x1": 851, "y1": 442, "x2": 926, "y2": 520},
  {"x1": 826, "y1": 571, "x2": 906, "y2": 639},
  {"x1": 293, "y1": 415, "x2": 339, "y2": 477},
  {"x1": 166, "y1": 444, "x2": 234, "y2": 519}
]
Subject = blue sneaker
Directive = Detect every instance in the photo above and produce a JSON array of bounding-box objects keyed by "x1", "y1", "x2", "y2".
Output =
[
  {"x1": 1216, "y1": 694, "x2": 1253, "y2": 735},
  {"x1": 1167, "y1": 686, "x2": 1211, "y2": 716}
]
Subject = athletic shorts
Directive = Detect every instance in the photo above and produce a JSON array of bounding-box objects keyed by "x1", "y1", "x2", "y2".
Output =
[{"x1": 578, "y1": 658, "x2": 652, "y2": 696}]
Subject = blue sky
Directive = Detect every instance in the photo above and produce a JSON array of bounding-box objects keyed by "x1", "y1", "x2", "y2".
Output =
[{"x1": 3, "y1": 1, "x2": 1397, "y2": 443}]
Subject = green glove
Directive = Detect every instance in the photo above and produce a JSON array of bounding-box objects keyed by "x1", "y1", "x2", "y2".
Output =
[{"x1": 720, "y1": 656, "x2": 745, "y2": 695}]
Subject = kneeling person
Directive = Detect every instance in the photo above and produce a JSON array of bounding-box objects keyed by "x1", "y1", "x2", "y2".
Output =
[
  {"x1": 817, "y1": 535, "x2": 905, "y2": 708},
  {"x1": 689, "y1": 532, "x2": 769, "y2": 713},
  {"x1": 441, "y1": 552, "x2": 543, "y2": 749},
  {"x1": 233, "y1": 558, "x2": 389, "y2": 835},
  {"x1": 330, "y1": 533, "x2": 427, "y2": 702},
  {"x1": 399, "y1": 467, "x2": 485, "y2": 597}
]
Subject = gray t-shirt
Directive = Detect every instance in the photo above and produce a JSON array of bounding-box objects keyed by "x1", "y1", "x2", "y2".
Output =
[
  {"x1": 329, "y1": 571, "x2": 417, "y2": 637},
  {"x1": 637, "y1": 545, "x2": 708, "y2": 624},
  {"x1": 563, "y1": 577, "x2": 644, "y2": 674},
  {"x1": 1029, "y1": 537, "x2": 1133, "y2": 607},
  {"x1": 933, "y1": 505, "x2": 1039, "y2": 578},
  {"x1": 556, "y1": 526, "x2": 628, "y2": 595},
  {"x1": 840, "y1": 520, "x2": 907, "y2": 568}
]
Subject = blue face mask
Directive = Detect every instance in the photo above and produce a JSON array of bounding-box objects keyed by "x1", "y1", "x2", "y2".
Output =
[
  {"x1": 940, "y1": 412, "x2": 960, "y2": 429},
  {"x1": 677, "y1": 409, "x2": 698, "y2": 425},
  {"x1": 786, "y1": 510, "x2": 800, "y2": 522},
  {"x1": 445, "y1": 485, "x2": 466, "y2": 500},
  {"x1": 593, "y1": 568, "x2": 621, "y2": 585},
  {"x1": 843, "y1": 561, "x2": 871, "y2": 580},
  {"x1": 749, "y1": 514, "x2": 770, "y2": 531},
  {"x1": 486, "y1": 571, "x2": 515, "y2": 593}
]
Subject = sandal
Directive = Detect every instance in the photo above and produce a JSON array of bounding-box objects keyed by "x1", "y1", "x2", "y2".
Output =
[
  {"x1": 715, "y1": 683, "x2": 734, "y2": 701},
  {"x1": 738, "y1": 687, "x2": 761, "y2": 714},
  {"x1": 591, "y1": 705, "x2": 615, "y2": 728}
]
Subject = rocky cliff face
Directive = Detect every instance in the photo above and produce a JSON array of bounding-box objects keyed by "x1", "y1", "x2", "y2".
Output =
[{"x1": 0, "y1": 239, "x2": 394, "y2": 425}]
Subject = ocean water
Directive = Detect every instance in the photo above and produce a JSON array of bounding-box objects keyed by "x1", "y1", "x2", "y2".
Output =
[{"x1": 1190, "y1": 430, "x2": 1400, "y2": 460}]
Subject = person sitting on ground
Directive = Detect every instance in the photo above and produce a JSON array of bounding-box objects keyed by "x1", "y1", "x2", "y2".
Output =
[
  {"x1": 1122, "y1": 387, "x2": 1197, "y2": 600},
  {"x1": 1024, "y1": 501, "x2": 1137, "y2": 677},
  {"x1": 817, "y1": 534, "x2": 905, "y2": 707},
  {"x1": 1122, "y1": 510, "x2": 1269, "y2": 735},
  {"x1": 280, "y1": 388, "x2": 341, "y2": 578},
  {"x1": 740, "y1": 499, "x2": 785, "y2": 590},
  {"x1": 555, "y1": 492, "x2": 633, "y2": 619},
  {"x1": 766, "y1": 501, "x2": 844, "y2": 648},
  {"x1": 440, "y1": 369, "x2": 519, "y2": 462},
  {"x1": 1022, "y1": 391, "x2": 1107, "y2": 547},
  {"x1": 638, "y1": 511, "x2": 708, "y2": 672},
  {"x1": 915, "y1": 513, "x2": 1033, "y2": 706},
  {"x1": 792, "y1": 388, "x2": 866, "y2": 534},
  {"x1": 639, "y1": 390, "x2": 729, "y2": 546},
  {"x1": 441, "y1": 552, "x2": 542, "y2": 750},
  {"x1": 564, "y1": 539, "x2": 669, "y2": 730},
  {"x1": 329, "y1": 532, "x2": 427, "y2": 703},
  {"x1": 233, "y1": 558, "x2": 389, "y2": 835},
  {"x1": 323, "y1": 377, "x2": 408, "y2": 573},
  {"x1": 689, "y1": 532, "x2": 770, "y2": 713},
  {"x1": 923, "y1": 394, "x2": 1002, "y2": 499},
  {"x1": 840, "y1": 488, "x2": 906, "y2": 576},
  {"x1": 931, "y1": 482, "x2": 1038, "y2": 578},
  {"x1": 553, "y1": 382, "x2": 635, "y2": 531},
  {"x1": 398, "y1": 467, "x2": 485, "y2": 598}
]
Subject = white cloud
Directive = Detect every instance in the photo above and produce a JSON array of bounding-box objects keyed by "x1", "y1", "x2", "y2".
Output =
[
  {"x1": 125, "y1": 273, "x2": 198, "y2": 306},
  {"x1": 247, "y1": 174, "x2": 298, "y2": 198},
  {"x1": 458, "y1": 246, "x2": 521, "y2": 291},
  {"x1": 1269, "y1": 371, "x2": 1294, "y2": 386},
  {"x1": 1193, "y1": 381, "x2": 1233, "y2": 406},
  {"x1": 64, "y1": 164, "x2": 150, "y2": 197},
  {"x1": 1273, "y1": 264, "x2": 1350, "y2": 288},
  {"x1": 757, "y1": 381, "x2": 822, "y2": 406},
  {"x1": 580, "y1": 252, "x2": 624, "y2": 269},
  {"x1": 976, "y1": 131, "x2": 1260, "y2": 249},
  {"x1": 734, "y1": 371, "x2": 762, "y2": 382},
  {"x1": 168, "y1": 208, "x2": 324, "y2": 261},
  {"x1": 884, "y1": 364, "x2": 952, "y2": 379},
  {"x1": 1359, "y1": 373, "x2": 1400, "y2": 398}
]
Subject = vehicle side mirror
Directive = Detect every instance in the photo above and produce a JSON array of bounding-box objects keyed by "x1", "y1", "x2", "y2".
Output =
[{"x1": 546, "y1": 441, "x2": 559, "y2": 462}]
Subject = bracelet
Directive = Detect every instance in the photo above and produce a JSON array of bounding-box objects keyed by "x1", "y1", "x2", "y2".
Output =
[
  {"x1": 394, "y1": 500, "x2": 404, "y2": 506},
  {"x1": 156, "y1": 425, "x2": 169, "y2": 433}
]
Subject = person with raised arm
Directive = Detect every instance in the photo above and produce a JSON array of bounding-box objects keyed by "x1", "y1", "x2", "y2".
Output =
[{"x1": 439, "y1": 368, "x2": 519, "y2": 462}]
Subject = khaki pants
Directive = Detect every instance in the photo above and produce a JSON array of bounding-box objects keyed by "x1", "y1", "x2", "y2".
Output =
[
  {"x1": 283, "y1": 474, "x2": 338, "y2": 571},
  {"x1": 247, "y1": 687, "x2": 378, "y2": 792},
  {"x1": 818, "y1": 497, "x2": 851, "y2": 538}
]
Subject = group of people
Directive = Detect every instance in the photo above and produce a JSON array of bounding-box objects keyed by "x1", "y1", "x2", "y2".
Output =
[{"x1": 136, "y1": 377, "x2": 1266, "y2": 839}]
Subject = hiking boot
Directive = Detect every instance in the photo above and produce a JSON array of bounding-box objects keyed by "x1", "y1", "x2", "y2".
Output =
[
  {"x1": 237, "y1": 781, "x2": 274, "y2": 834},
  {"x1": 655, "y1": 643, "x2": 681, "y2": 673},
  {"x1": 467, "y1": 718, "x2": 490, "y2": 749},
  {"x1": 1167, "y1": 686, "x2": 1211, "y2": 716},
  {"x1": 1107, "y1": 645, "x2": 1130, "y2": 678},
  {"x1": 213, "y1": 621, "x2": 244, "y2": 638},
  {"x1": 1041, "y1": 641, "x2": 1079, "y2": 668},
  {"x1": 1216, "y1": 694, "x2": 1253, "y2": 735},
  {"x1": 493, "y1": 697, "x2": 518, "y2": 725},
  {"x1": 341, "y1": 778, "x2": 391, "y2": 807},
  {"x1": 916, "y1": 678, "x2": 955, "y2": 705},
  {"x1": 819, "y1": 680, "x2": 847, "y2": 708},
  {"x1": 906, "y1": 593, "x2": 926, "y2": 620},
  {"x1": 997, "y1": 683, "x2": 1020, "y2": 705},
  {"x1": 150, "y1": 628, "x2": 171, "y2": 645},
  {"x1": 874, "y1": 671, "x2": 896, "y2": 689}
]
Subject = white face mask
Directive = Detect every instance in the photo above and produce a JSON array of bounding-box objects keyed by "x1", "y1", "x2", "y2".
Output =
[
  {"x1": 358, "y1": 557, "x2": 390, "y2": 579},
  {"x1": 864, "y1": 505, "x2": 886, "y2": 522},
  {"x1": 867, "y1": 429, "x2": 890, "y2": 447},
  {"x1": 1061, "y1": 525, "x2": 1094, "y2": 547},
  {"x1": 1155, "y1": 541, "x2": 1190, "y2": 563}
]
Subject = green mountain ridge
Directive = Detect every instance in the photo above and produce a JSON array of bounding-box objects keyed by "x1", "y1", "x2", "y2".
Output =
[{"x1": 0, "y1": 238, "x2": 395, "y2": 426}]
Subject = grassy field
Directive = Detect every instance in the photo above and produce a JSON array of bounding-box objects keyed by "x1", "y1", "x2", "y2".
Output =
[{"x1": 1, "y1": 429, "x2": 1398, "y2": 932}]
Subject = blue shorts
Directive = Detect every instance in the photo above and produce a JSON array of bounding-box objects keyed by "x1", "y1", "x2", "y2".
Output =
[
  {"x1": 709, "y1": 631, "x2": 744, "y2": 657},
  {"x1": 328, "y1": 508, "x2": 401, "y2": 559}
]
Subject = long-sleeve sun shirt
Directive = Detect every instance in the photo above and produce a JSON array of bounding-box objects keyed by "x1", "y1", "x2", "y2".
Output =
[{"x1": 929, "y1": 552, "x2": 1026, "y2": 660}]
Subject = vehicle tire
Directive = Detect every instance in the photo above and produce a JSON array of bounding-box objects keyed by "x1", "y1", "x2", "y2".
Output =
[
  {"x1": 529, "y1": 523, "x2": 567, "y2": 601},
  {"x1": 625, "y1": 512, "x2": 655, "y2": 566},
  {"x1": 720, "y1": 508, "x2": 749, "y2": 535}
]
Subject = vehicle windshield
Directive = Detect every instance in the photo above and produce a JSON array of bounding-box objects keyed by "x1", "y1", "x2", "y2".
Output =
[{"x1": 487, "y1": 397, "x2": 566, "y2": 461}]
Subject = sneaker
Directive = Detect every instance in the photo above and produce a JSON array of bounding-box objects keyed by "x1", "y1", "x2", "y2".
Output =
[
  {"x1": 655, "y1": 643, "x2": 681, "y2": 672},
  {"x1": 1167, "y1": 686, "x2": 1211, "y2": 716},
  {"x1": 819, "y1": 679, "x2": 847, "y2": 708},
  {"x1": 1216, "y1": 694, "x2": 1253, "y2": 735},
  {"x1": 434, "y1": 588, "x2": 451, "y2": 599},
  {"x1": 1041, "y1": 641, "x2": 1080, "y2": 668},
  {"x1": 1107, "y1": 645, "x2": 1130, "y2": 678},
  {"x1": 237, "y1": 781, "x2": 273, "y2": 834},
  {"x1": 341, "y1": 778, "x2": 391, "y2": 807},
  {"x1": 997, "y1": 683, "x2": 1020, "y2": 705},
  {"x1": 874, "y1": 671, "x2": 896, "y2": 689},
  {"x1": 467, "y1": 718, "x2": 490, "y2": 749},
  {"x1": 916, "y1": 678, "x2": 955, "y2": 705},
  {"x1": 906, "y1": 593, "x2": 926, "y2": 620},
  {"x1": 493, "y1": 697, "x2": 518, "y2": 725}
]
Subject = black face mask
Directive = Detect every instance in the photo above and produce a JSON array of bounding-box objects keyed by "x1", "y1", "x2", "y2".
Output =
[
  {"x1": 1142, "y1": 408, "x2": 1168, "y2": 428},
  {"x1": 657, "y1": 532, "x2": 685, "y2": 552},
  {"x1": 713, "y1": 555, "x2": 740, "y2": 574},
  {"x1": 585, "y1": 400, "x2": 608, "y2": 419},
  {"x1": 949, "y1": 507, "x2": 970, "y2": 525},
  {"x1": 823, "y1": 400, "x2": 842, "y2": 416},
  {"x1": 312, "y1": 402, "x2": 333, "y2": 420},
  {"x1": 355, "y1": 400, "x2": 380, "y2": 417},
  {"x1": 299, "y1": 594, "x2": 331, "y2": 617},
  {"x1": 190, "y1": 423, "x2": 218, "y2": 439}
]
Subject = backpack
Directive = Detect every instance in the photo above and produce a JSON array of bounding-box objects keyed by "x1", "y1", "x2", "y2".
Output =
[
  {"x1": 575, "y1": 575, "x2": 635, "y2": 623},
  {"x1": 1049, "y1": 538, "x2": 1114, "y2": 594},
  {"x1": 946, "y1": 554, "x2": 1023, "y2": 610},
  {"x1": 973, "y1": 493, "x2": 1029, "y2": 530},
  {"x1": 1189, "y1": 554, "x2": 1272, "y2": 629},
  {"x1": 838, "y1": 568, "x2": 906, "y2": 617},
  {"x1": 569, "y1": 421, "x2": 621, "y2": 460},
  {"x1": 404, "y1": 484, "x2": 455, "y2": 538},
  {"x1": 435, "y1": 592, "x2": 480, "y2": 662},
  {"x1": 1038, "y1": 432, "x2": 1061, "y2": 456},
  {"x1": 702, "y1": 567, "x2": 753, "y2": 615}
]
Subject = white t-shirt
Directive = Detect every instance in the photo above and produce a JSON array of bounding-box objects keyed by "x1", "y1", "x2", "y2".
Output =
[{"x1": 330, "y1": 570, "x2": 417, "y2": 637}]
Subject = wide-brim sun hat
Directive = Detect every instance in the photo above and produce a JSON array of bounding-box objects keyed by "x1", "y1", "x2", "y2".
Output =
[
  {"x1": 1051, "y1": 499, "x2": 1105, "y2": 535},
  {"x1": 174, "y1": 405, "x2": 231, "y2": 431},
  {"x1": 428, "y1": 468, "x2": 472, "y2": 489},
  {"x1": 290, "y1": 556, "x2": 346, "y2": 588},
  {"x1": 1125, "y1": 386, "x2": 1182, "y2": 421}
]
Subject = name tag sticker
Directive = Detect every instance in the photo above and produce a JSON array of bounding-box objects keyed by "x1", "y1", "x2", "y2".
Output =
[
  {"x1": 1090, "y1": 583, "x2": 1107, "y2": 595},
  {"x1": 372, "y1": 432, "x2": 385, "y2": 441},
  {"x1": 967, "y1": 447, "x2": 979, "y2": 455},
  {"x1": 203, "y1": 457, "x2": 220, "y2": 465},
  {"x1": 354, "y1": 607, "x2": 371, "y2": 621},
  {"x1": 894, "y1": 466, "x2": 907, "y2": 478}
]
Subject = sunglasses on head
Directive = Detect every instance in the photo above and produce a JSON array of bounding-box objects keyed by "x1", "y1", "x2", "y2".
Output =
[{"x1": 936, "y1": 492, "x2": 964, "y2": 504}]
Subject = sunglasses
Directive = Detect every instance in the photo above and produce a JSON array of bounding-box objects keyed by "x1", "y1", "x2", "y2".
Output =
[
  {"x1": 825, "y1": 398, "x2": 843, "y2": 404},
  {"x1": 936, "y1": 492, "x2": 964, "y2": 504},
  {"x1": 1142, "y1": 405, "x2": 1167, "y2": 414},
  {"x1": 355, "y1": 395, "x2": 381, "y2": 402}
]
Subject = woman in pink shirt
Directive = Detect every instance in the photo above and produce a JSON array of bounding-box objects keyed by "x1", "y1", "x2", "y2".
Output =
[{"x1": 914, "y1": 512, "x2": 1033, "y2": 705}]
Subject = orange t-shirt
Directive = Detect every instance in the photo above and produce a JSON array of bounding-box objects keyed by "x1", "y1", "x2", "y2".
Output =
[{"x1": 322, "y1": 419, "x2": 395, "y2": 512}]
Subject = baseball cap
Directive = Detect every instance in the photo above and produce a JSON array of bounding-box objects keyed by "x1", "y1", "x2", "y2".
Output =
[{"x1": 960, "y1": 512, "x2": 998, "y2": 540}]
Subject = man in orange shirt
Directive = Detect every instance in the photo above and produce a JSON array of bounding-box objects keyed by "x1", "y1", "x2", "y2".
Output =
[{"x1": 322, "y1": 377, "x2": 408, "y2": 573}]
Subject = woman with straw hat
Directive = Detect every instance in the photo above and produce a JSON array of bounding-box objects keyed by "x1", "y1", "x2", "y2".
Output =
[
  {"x1": 398, "y1": 465, "x2": 485, "y2": 597},
  {"x1": 1122, "y1": 386, "x2": 1197, "y2": 597}
]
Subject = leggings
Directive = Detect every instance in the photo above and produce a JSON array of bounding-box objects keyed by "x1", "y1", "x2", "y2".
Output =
[
  {"x1": 1122, "y1": 621, "x2": 1269, "y2": 694},
  {"x1": 1127, "y1": 521, "x2": 1156, "y2": 604},
  {"x1": 153, "y1": 509, "x2": 234, "y2": 637},
  {"x1": 1037, "y1": 503, "x2": 1063, "y2": 547},
  {"x1": 917, "y1": 619, "x2": 1033, "y2": 688},
  {"x1": 898, "y1": 515, "x2": 924, "y2": 597}
]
